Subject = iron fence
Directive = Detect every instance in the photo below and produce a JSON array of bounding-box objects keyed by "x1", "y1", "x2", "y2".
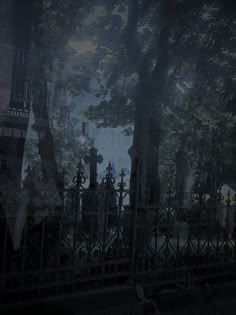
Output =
[
  {"x1": 0, "y1": 162, "x2": 236, "y2": 304},
  {"x1": 0, "y1": 163, "x2": 133, "y2": 304}
]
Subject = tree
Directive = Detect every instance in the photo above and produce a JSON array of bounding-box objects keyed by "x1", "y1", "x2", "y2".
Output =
[
  {"x1": 12, "y1": 0, "x2": 96, "y2": 184},
  {"x1": 81, "y1": 0, "x2": 236, "y2": 197},
  {"x1": 76, "y1": 0, "x2": 173, "y2": 204},
  {"x1": 18, "y1": 0, "x2": 235, "y2": 198}
]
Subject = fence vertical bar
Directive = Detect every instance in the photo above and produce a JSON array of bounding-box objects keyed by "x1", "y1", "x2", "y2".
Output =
[{"x1": 130, "y1": 160, "x2": 141, "y2": 282}]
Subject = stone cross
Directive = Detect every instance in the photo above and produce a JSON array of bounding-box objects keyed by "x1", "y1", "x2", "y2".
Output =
[{"x1": 84, "y1": 147, "x2": 103, "y2": 188}]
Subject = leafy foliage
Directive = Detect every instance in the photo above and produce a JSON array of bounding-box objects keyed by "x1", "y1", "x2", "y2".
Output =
[{"x1": 28, "y1": 0, "x2": 236, "y2": 187}]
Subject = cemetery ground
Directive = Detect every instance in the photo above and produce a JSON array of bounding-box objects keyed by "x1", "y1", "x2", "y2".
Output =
[{"x1": 158, "y1": 286, "x2": 236, "y2": 315}]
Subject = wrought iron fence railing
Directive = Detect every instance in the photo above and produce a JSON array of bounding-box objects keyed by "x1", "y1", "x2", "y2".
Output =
[
  {"x1": 0, "y1": 163, "x2": 236, "y2": 304},
  {"x1": 0, "y1": 163, "x2": 133, "y2": 304}
]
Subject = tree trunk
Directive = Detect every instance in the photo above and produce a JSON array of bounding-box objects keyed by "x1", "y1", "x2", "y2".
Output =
[
  {"x1": 127, "y1": 0, "x2": 171, "y2": 255},
  {"x1": 130, "y1": 5, "x2": 170, "y2": 206},
  {"x1": 30, "y1": 0, "x2": 61, "y2": 188}
]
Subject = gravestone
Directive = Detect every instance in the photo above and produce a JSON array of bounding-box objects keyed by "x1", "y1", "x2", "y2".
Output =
[
  {"x1": 82, "y1": 147, "x2": 103, "y2": 238},
  {"x1": 96, "y1": 162, "x2": 117, "y2": 239}
]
